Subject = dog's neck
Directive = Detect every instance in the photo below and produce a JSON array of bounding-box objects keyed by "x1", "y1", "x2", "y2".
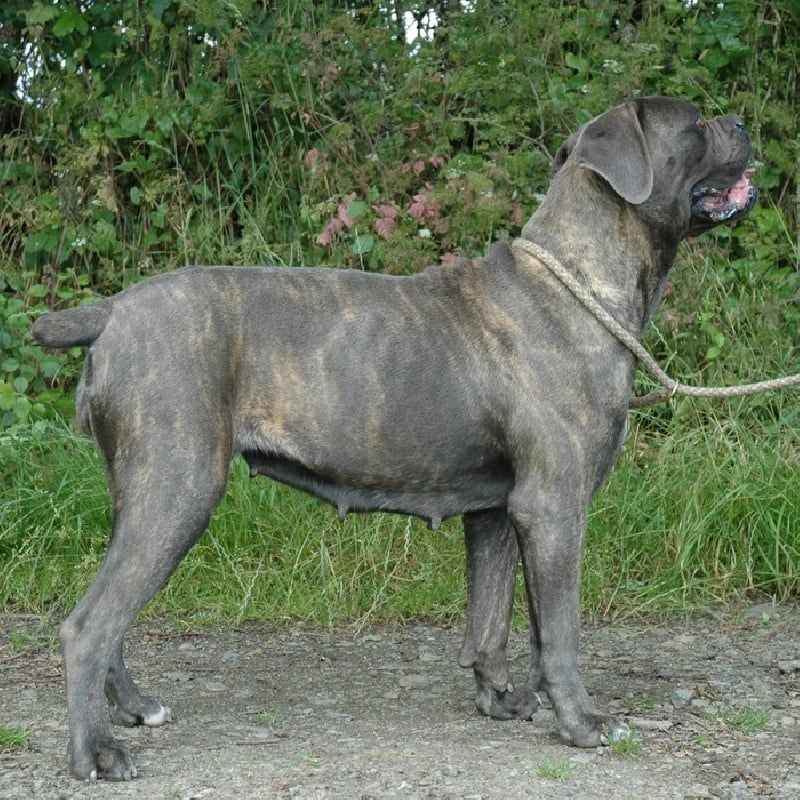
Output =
[{"x1": 519, "y1": 169, "x2": 680, "y2": 335}]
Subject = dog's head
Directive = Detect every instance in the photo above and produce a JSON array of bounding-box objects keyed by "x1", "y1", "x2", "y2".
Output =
[{"x1": 552, "y1": 97, "x2": 757, "y2": 237}]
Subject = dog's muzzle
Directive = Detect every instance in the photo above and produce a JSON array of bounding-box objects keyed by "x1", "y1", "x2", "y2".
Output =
[{"x1": 691, "y1": 167, "x2": 758, "y2": 228}]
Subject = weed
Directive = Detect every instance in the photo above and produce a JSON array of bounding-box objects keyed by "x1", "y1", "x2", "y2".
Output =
[
  {"x1": 608, "y1": 729, "x2": 641, "y2": 757},
  {"x1": 537, "y1": 758, "x2": 576, "y2": 781},
  {"x1": 256, "y1": 708, "x2": 284, "y2": 727},
  {"x1": 297, "y1": 751, "x2": 319, "y2": 768},
  {"x1": 9, "y1": 630, "x2": 38, "y2": 653},
  {"x1": 0, "y1": 726, "x2": 32, "y2": 749},
  {"x1": 720, "y1": 706, "x2": 771, "y2": 732}
]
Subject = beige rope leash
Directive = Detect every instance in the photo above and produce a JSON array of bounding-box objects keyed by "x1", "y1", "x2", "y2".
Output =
[{"x1": 511, "y1": 238, "x2": 800, "y2": 409}]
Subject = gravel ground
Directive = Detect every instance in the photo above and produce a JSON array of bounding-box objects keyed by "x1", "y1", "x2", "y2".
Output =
[{"x1": 1, "y1": 604, "x2": 798, "y2": 799}]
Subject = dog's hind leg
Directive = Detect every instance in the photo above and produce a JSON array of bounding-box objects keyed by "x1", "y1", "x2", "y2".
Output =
[
  {"x1": 458, "y1": 509, "x2": 539, "y2": 721},
  {"x1": 60, "y1": 439, "x2": 229, "y2": 780}
]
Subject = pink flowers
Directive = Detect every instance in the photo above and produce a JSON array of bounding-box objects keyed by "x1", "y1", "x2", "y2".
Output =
[
  {"x1": 408, "y1": 183, "x2": 439, "y2": 223},
  {"x1": 315, "y1": 200, "x2": 400, "y2": 246},
  {"x1": 372, "y1": 204, "x2": 397, "y2": 239},
  {"x1": 315, "y1": 198, "x2": 357, "y2": 246},
  {"x1": 402, "y1": 154, "x2": 445, "y2": 178},
  {"x1": 314, "y1": 153, "x2": 445, "y2": 248}
]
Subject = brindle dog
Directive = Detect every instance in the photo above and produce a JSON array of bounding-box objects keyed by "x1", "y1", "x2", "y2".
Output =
[{"x1": 32, "y1": 97, "x2": 757, "y2": 780}]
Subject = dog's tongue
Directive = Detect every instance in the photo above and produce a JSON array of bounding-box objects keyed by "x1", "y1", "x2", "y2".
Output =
[{"x1": 727, "y1": 168, "x2": 756, "y2": 207}]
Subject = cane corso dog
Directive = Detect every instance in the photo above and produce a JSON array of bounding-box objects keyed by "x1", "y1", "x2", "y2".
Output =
[{"x1": 32, "y1": 97, "x2": 756, "y2": 780}]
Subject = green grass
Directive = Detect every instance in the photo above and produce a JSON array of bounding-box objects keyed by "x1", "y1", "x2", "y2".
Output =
[
  {"x1": 0, "y1": 418, "x2": 466, "y2": 625},
  {"x1": 297, "y1": 751, "x2": 320, "y2": 768},
  {"x1": 9, "y1": 629, "x2": 41, "y2": 653},
  {"x1": 0, "y1": 725, "x2": 32, "y2": 749},
  {"x1": 1, "y1": 405, "x2": 797, "y2": 625},
  {"x1": 537, "y1": 758, "x2": 576, "y2": 781},
  {"x1": 255, "y1": 708, "x2": 285, "y2": 727},
  {"x1": 607, "y1": 729, "x2": 641, "y2": 757},
  {"x1": 718, "y1": 706, "x2": 771, "y2": 732},
  {"x1": 584, "y1": 402, "x2": 799, "y2": 614}
]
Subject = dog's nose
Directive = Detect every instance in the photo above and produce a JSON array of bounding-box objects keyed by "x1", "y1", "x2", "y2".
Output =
[
  {"x1": 714, "y1": 114, "x2": 747, "y2": 137},
  {"x1": 718, "y1": 114, "x2": 745, "y2": 130}
]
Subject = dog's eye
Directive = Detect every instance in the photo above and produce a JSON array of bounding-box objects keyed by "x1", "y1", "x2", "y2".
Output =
[{"x1": 695, "y1": 117, "x2": 708, "y2": 136}]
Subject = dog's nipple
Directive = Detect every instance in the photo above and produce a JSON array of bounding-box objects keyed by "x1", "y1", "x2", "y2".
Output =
[
  {"x1": 429, "y1": 515, "x2": 442, "y2": 531},
  {"x1": 337, "y1": 504, "x2": 349, "y2": 522}
]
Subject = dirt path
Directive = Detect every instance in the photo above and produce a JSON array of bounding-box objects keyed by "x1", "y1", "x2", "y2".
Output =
[{"x1": 1, "y1": 606, "x2": 798, "y2": 799}]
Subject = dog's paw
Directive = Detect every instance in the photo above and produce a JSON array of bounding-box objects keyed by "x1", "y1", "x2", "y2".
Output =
[
  {"x1": 71, "y1": 735, "x2": 138, "y2": 782},
  {"x1": 558, "y1": 713, "x2": 630, "y2": 748},
  {"x1": 143, "y1": 703, "x2": 172, "y2": 727}
]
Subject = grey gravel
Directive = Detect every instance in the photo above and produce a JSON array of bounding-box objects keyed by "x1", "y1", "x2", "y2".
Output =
[{"x1": 1, "y1": 604, "x2": 797, "y2": 799}]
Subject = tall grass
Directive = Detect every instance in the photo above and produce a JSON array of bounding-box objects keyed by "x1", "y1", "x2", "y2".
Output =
[
  {"x1": 1, "y1": 407, "x2": 796, "y2": 626},
  {"x1": 585, "y1": 402, "x2": 798, "y2": 613}
]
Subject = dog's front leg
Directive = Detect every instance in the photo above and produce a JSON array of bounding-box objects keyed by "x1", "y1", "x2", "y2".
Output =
[
  {"x1": 509, "y1": 484, "x2": 629, "y2": 747},
  {"x1": 458, "y1": 510, "x2": 539, "y2": 720}
]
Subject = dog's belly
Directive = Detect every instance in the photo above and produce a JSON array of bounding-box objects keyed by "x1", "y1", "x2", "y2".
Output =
[{"x1": 242, "y1": 448, "x2": 513, "y2": 527}]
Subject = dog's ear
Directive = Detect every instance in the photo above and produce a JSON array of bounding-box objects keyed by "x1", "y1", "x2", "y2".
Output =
[{"x1": 574, "y1": 101, "x2": 653, "y2": 204}]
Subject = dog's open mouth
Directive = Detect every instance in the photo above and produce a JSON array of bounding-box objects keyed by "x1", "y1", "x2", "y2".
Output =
[{"x1": 691, "y1": 168, "x2": 758, "y2": 228}]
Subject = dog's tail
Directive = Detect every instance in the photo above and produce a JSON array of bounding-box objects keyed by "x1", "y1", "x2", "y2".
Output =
[{"x1": 31, "y1": 302, "x2": 112, "y2": 349}]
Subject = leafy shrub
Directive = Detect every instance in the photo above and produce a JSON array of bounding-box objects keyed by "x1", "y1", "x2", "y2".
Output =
[{"x1": 0, "y1": 273, "x2": 80, "y2": 428}]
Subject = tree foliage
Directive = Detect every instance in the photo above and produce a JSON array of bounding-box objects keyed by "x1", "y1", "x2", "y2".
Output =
[{"x1": 1, "y1": 0, "x2": 798, "y2": 427}]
